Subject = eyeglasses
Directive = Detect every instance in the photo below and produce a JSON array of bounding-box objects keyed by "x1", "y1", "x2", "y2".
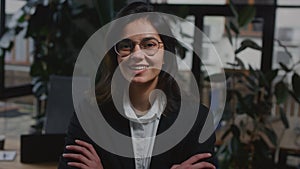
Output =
[{"x1": 114, "y1": 37, "x2": 163, "y2": 57}]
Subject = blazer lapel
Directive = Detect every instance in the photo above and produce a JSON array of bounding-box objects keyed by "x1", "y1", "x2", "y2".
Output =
[
  {"x1": 113, "y1": 116, "x2": 135, "y2": 169},
  {"x1": 101, "y1": 102, "x2": 135, "y2": 169},
  {"x1": 150, "y1": 112, "x2": 178, "y2": 168},
  {"x1": 157, "y1": 112, "x2": 178, "y2": 135}
]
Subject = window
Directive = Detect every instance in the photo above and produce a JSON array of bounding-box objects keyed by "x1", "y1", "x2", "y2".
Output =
[{"x1": 0, "y1": 0, "x2": 32, "y2": 99}]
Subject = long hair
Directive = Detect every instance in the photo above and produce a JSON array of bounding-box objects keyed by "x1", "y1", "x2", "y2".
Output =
[{"x1": 95, "y1": 2, "x2": 180, "y2": 114}]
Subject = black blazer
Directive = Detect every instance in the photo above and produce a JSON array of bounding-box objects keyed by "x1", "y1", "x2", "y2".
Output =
[{"x1": 58, "y1": 101, "x2": 217, "y2": 169}]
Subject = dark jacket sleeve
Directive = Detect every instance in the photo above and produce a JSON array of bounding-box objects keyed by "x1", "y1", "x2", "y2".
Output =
[
  {"x1": 179, "y1": 105, "x2": 217, "y2": 166},
  {"x1": 150, "y1": 104, "x2": 217, "y2": 169},
  {"x1": 57, "y1": 112, "x2": 128, "y2": 169},
  {"x1": 58, "y1": 105, "x2": 217, "y2": 169},
  {"x1": 57, "y1": 113, "x2": 94, "y2": 169}
]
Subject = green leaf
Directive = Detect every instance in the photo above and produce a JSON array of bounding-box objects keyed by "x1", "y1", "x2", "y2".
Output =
[
  {"x1": 237, "y1": 94, "x2": 255, "y2": 115},
  {"x1": 216, "y1": 141, "x2": 227, "y2": 156},
  {"x1": 235, "y1": 57, "x2": 246, "y2": 69},
  {"x1": 249, "y1": 65, "x2": 258, "y2": 78},
  {"x1": 258, "y1": 70, "x2": 268, "y2": 87},
  {"x1": 221, "y1": 128, "x2": 232, "y2": 140},
  {"x1": 72, "y1": 6, "x2": 86, "y2": 16},
  {"x1": 262, "y1": 127, "x2": 277, "y2": 146},
  {"x1": 242, "y1": 39, "x2": 262, "y2": 51},
  {"x1": 229, "y1": 0, "x2": 239, "y2": 19},
  {"x1": 292, "y1": 73, "x2": 300, "y2": 98},
  {"x1": 279, "y1": 107, "x2": 290, "y2": 129},
  {"x1": 279, "y1": 62, "x2": 291, "y2": 72},
  {"x1": 231, "y1": 124, "x2": 241, "y2": 138},
  {"x1": 274, "y1": 82, "x2": 289, "y2": 104},
  {"x1": 225, "y1": 24, "x2": 233, "y2": 45},
  {"x1": 235, "y1": 39, "x2": 262, "y2": 54},
  {"x1": 244, "y1": 74, "x2": 257, "y2": 89},
  {"x1": 238, "y1": 6, "x2": 256, "y2": 28},
  {"x1": 17, "y1": 13, "x2": 26, "y2": 23},
  {"x1": 289, "y1": 90, "x2": 300, "y2": 104},
  {"x1": 31, "y1": 77, "x2": 42, "y2": 85},
  {"x1": 30, "y1": 61, "x2": 45, "y2": 77},
  {"x1": 229, "y1": 20, "x2": 239, "y2": 35},
  {"x1": 235, "y1": 45, "x2": 247, "y2": 54},
  {"x1": 32, "y1": 81, "x2": 47, "y2": 98},
  {"x1": 234, "y1": 91, "x2": 255, "y2": 118},
  {"x1": 276, "y1": 39, "x2": 293, "y2": 59},
  {"x1": 227, "y1": 62, "x2": 239, "y2": 67},
  {"x1": 265, "y1": 69, "x2": 279, "y2": 82},
  {"x1": 253, "y1": 138, "x2": 273, "y2": 161},
  {"x1": 230, "y1": 137, "x2": 239, "y2": 154}
]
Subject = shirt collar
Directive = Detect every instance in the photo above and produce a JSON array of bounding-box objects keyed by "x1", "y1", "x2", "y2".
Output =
[{"x1": 123, "y1": 90, "x2": 166, "y2": 124}]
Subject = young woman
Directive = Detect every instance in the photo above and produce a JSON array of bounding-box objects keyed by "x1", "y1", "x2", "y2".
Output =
[{"x1": 58, "y1": 2, "x2": 216, "y2": 169}]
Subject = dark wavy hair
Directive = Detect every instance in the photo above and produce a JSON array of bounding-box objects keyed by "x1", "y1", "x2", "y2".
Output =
[{"x1": 95, "y1": 2, "x2": 180, "y2": 114}]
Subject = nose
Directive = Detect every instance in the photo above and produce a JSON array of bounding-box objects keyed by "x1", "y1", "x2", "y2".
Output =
[{"x1": 130, "y1": 44, "x2": 144, "y2": 61}]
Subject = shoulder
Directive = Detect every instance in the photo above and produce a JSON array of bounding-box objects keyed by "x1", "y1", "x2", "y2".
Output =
[
  {"x1": 197, "y1": 104, "x2": 209, "y2": 123},
  {"x1": 199, "y1": 104, "x2": 209, "y2": 115},
  {"x1": 186, "y1": 103, "x2": 210, "y2": 133},
  {"x1": 180, "y1": 102, "x2": 215, "y2": 145}
]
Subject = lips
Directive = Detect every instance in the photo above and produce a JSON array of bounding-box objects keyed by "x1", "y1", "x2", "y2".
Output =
[
  {"x1": 129, "y1": 65, "x2": 149, "y2": 70},
  {"x1": 127, "y1": 65, "x2": 149, "y2": 75}
]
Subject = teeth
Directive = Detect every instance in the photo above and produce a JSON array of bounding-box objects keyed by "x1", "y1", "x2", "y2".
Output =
[{"x1": 130, "y1": 66, "x2": 148, "y2": 70}]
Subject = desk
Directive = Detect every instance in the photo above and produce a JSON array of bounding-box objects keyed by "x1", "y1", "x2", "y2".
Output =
[
  {"x1": 0, "y1": 137, "x2": 57, "y2": 169},
  {"x1": 272, "y1": 118, "x2": 300, "y2": 153},
  {"x1": 272, "y1": 117, "x2": 300, "y2": 165}
]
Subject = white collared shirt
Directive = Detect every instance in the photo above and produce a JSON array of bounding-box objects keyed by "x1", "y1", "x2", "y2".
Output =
[{"x1": 123, "y1": 91, "x2": 166, "y2": 169}]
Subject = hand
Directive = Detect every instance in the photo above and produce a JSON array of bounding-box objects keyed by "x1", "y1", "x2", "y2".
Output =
[
  {"x1": 170, "y1": 153, "x2": 215, "y2": 169},
  {"x1": 63, "y1": 139, "x2": 103, "y2": 169}
]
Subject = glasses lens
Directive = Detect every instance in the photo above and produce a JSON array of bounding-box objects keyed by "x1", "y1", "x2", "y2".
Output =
[
  {"x1": 115, "y1": 39, "x2": 132, "y2": 56},
  {"x1": 115, "y1": 38, "x2": 161, "y2": 56},
  {"x1": 140, "y1": 38, "x2": 160, "y2": 56}
]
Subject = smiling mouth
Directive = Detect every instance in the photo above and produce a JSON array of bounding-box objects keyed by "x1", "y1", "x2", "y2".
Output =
[{"x1": 129, "y1": 65, "x2": 149, "y2": 70}]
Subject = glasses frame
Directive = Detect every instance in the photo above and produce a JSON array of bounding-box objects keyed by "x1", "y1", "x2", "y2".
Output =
[{"x1": 114, "y1": 38, "x2": 163, "y2": 57}]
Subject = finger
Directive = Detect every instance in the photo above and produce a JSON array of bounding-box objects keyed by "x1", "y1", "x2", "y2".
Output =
[
  {"x1": 63, "y1": 153, "x2": 90, "y2": 166},
  {"x1": 192, "y1": 161, "x2": 215, "y2": 169},
  {"x1": 66, "y1": 145, "x2": 94, "y2": 160},
  {"x1": 75, "y1": 140, "x2": 99, "y2": 157},
  {"x1": 67, "y1": 162, "x2": 88, "y2": 169},
  {"x1": 75, "y1": 140, "x2": 102, "y2": 165},
  {"x1": 181, "y1": 153, "x2": 212, "y2": 165},
  {"x1": 170, "y1": 164, "x2": 180, "y2": 169}
]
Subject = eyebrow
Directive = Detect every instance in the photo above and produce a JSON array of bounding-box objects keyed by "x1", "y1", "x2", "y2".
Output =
[
  {"x1": 120, "y1": 36, "x2": 160, "y2": 43},
  {"x1": 141, "y1": 37, "x2": 160, "y2": 41}
]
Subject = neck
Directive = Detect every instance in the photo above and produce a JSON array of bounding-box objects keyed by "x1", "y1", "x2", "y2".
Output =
[{"x1": 129, "y1": 78, "x2": 158, "y2": 113}]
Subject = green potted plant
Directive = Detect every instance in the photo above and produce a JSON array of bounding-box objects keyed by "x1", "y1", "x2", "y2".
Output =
[
  {"x1": 0, "y1": 0, "x2": 126, "y2": 132},
  {"x1": 214, "y1": 1, "x2": 300, "y2": 169}
]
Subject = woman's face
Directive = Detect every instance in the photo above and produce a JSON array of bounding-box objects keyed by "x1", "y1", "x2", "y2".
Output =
[{"x1": 116, "y1": 19, "x2": 164, "y2": 85}]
